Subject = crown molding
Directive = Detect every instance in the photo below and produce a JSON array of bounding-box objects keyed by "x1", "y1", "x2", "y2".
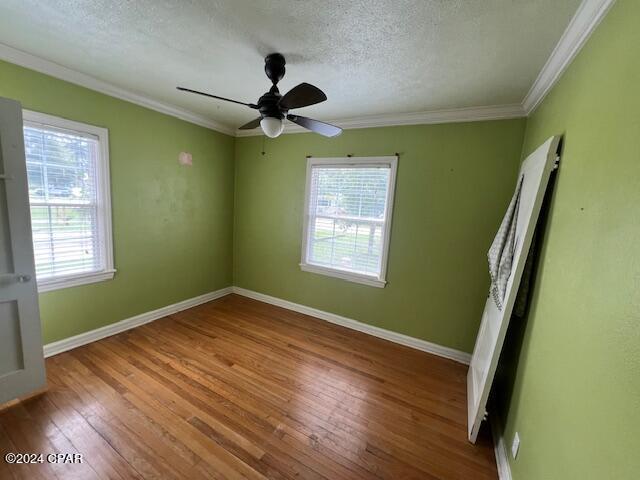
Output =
[
  {"x1": 2, "y1": 39, "x2": 524, "y2": 137},
  {"x1": 0, "y1": 0, "x2": 615, "y2": 136},
  {"x1": 0, "y1": 43, "x2": 236, "y2": 136},
  {"x1": 522, "y1": 0, "x2": 616, "y2": 115},
  {"x1": 235, "y1": 103, "x2": 526, "y2": 137},
  {"x1": 237, "y1": 0, "x2": 615, "y2": 136}
]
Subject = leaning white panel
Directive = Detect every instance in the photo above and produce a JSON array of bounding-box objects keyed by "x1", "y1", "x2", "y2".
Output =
[{"x1": 467, "y1": 136, "x2": 561, "y2": 442}]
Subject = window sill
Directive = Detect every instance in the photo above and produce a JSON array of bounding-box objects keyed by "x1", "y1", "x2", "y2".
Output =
[
  {"x1": 300, "y1": 263, "x2": 386, "y2": 288},
  {"x1": 37, "y1": 269, "x2": 116, "y2": 293}
]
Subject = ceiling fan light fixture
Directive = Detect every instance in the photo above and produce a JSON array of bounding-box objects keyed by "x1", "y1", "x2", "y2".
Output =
[
  {"x1": 178, "y1": 53, "x2": 342, "y2": 138},
  {"x1": 260, "y1": 117, "x2": 284, "y2": 138}
]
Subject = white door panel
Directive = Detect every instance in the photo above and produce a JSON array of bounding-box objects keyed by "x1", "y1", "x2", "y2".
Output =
[
  {"x1": 467, "y1": 136, "x2": 561, "y2": 442},
  {"x1": 0, "y1": 97, "x2": 46, "y2": 404}
]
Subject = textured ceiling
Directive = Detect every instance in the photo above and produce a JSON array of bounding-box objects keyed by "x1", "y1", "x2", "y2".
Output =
[{"x1": 0, "y1": 0, "x2": 581, "y2": 130}]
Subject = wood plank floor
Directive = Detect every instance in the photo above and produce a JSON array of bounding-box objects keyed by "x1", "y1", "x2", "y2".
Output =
[{"x1": 0, "y1": 294, "x2": 497, "y2": 479}]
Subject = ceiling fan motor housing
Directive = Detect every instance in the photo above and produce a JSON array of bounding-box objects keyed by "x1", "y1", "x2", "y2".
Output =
[
  {"x1": 259, "y1": 54, "x2": 287, "y2": 119},
  {"x1": 258, "y1": 86, "x2": 285, "y2": 120},
  {"x1": 264, "y1": 53, "x2": 286, "y2": 85}
]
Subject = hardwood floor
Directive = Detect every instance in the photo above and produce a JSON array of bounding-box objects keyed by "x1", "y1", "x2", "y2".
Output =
[{"x1": 0, "y1": 294, "x2": 497, "y2": 479}]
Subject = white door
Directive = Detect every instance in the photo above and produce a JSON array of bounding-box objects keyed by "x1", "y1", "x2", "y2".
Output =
[
  {"x1": 467, "y1": 136, "x2": 560, "y2": 442},
  {"x1": 0, "y1": 97, "x2": 46, "y2": 404}
]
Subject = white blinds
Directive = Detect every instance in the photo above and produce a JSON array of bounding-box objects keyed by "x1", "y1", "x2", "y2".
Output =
[
  {"x1": 23, "y1": 122, "x2": 104, "y2": 280},
  {"x1": 305, "y1": 164, "x2": 391, "y2": 277}
]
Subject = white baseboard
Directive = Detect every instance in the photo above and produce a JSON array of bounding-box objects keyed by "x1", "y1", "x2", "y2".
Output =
[
  {"x1": 490, "y1": 412, "x2": 513, "y2": 480},
  {"x1": 41, "y1": 284, "x2": 510, "y2": 478},
  {"x1": 43, "y1": 285, "x2": 471, "y2": 366},
  {"x1": 231, "y1": 286, "x2": 471, "y2": 365},
  {"x1": 43, "y1": 287, "x2": 233, "y2": 358}
]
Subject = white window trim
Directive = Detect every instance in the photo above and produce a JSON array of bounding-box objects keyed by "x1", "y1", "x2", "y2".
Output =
[
  {"x1": 22, "y1": 109, "x2": 115, "y2": 293},
  {"x1": 300, "y1": 156, "x2": 398, "y2": 288}
]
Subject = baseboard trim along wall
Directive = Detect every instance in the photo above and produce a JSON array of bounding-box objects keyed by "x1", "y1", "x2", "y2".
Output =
[
  {"x1": 231, "y1": 287, "x2": 472, "y2": 365},
  {"x1": 43, "y1": 285, "x2": 471, "y2": 365},
  {"x1": 490, "y1": 412, "x2": 514, "y2": 480},
  {"x1": 42, "y1": 287, "x2": 233, "y2": 358}
]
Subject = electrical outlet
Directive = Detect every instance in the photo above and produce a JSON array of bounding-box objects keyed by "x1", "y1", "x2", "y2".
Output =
[{"x1": 511, "y1": 432, "x2": 521, "y2": 459}]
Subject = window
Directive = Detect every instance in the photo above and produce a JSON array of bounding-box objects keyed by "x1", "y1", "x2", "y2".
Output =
[
  {"x1": 301, "y1": 156, "x2": 398, "y2": 287},
  {"x1": 22, "y1": 110, "x2": 114, "y2": 292}
]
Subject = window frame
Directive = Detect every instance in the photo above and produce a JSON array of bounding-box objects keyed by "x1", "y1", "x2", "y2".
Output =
[
  {"x1": 300, "y1": 156, "x2": 398, "y2": 288},
  {"x1": 22, "y1": 109, "x2": 115, "y2": 292}
]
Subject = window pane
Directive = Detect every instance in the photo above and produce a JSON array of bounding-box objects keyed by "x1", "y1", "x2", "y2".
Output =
[
  {"x1": 311, "y1": 166, "x2": 390, "y2": 220},
  {"x1": 24, "y1": 123, "x2": 103, "y2": 281},
  {"x1": 24, "y1": 126, "x2": 98, "y2": 203},
  {"x1": 306, "y1": 164, "x2": 391, "y2": 278},
  {"x1": 26, "y1": 163, "x2": 45, "y2": 201},
  {"x1": 31, "y1": 205, "x2": 100, "y2": 279}
]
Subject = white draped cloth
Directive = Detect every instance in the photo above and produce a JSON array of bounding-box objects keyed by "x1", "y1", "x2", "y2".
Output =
[{"x1": 488, "y1": 175, "x2": 524, "y2": 310}]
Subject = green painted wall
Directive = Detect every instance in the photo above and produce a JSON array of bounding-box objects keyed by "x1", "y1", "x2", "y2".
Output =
[
  {"x1": 0, "y1": 60, "x2": 235, "y2": 344},
  {"x1": 8, "y1": 9, "x2": 636, "y2": 474},
  {"x1": 233, "y1": 120, "x2": 526, "y2": 352},
  {"x1": 2, "y1": 57, "x2": 527, "y2": 354},
  {"x1": 496, "y1": 1, "x2": 640, "y2": 478}
]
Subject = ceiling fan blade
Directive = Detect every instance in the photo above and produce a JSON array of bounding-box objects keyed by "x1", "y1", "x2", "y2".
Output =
[
  {"x1": 279, "y1": 83, "x2": 327, "y2": 110},
  {"x1": 287, "y1": 114, "x2": 342, "y2": 137},
  {"x1": 239, "y1": 117, "x2": 262, "y2": 130},
  {"x1": 177, "y1": 87, "x2": 258, "y2": 109}
]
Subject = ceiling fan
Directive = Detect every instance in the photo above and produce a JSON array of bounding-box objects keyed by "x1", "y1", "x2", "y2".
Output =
[{"x1": 177, "y1": 53, "x2": 342, "y2": 139}]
